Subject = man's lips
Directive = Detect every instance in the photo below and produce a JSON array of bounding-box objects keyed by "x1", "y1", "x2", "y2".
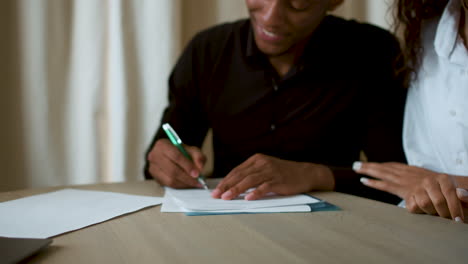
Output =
[{"x1": 257, "y1": 25, "x2": 287, "y2": 42}]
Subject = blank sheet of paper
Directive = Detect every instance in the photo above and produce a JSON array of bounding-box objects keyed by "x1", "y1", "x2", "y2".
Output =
[
  {"x1": 0, "y1": 189, "x2": 163, "y2": 239},
  {"x1": 165, "y1": 187, "x2": 319, "y2": 211}
]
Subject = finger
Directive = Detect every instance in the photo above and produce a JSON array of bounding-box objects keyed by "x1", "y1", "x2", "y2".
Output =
[
  {"x1": 414, "y1": 189, "x2": 437, "y2": 215},
  {"x1": 423, "y1": 177, "x2": 451, "y2": 218},
  {"x1": 212, "y1": 165, "x2": 259, "y2": 199},
  {"x1": 148, "y1": 163, "x2": 194, "y2": 188},
  {"x1": 154, "y1": 150, "x2": 200, "y2": 188},
  {"x1": 164, "y1": 145, "x2": 201, "y2": 179},
  {"x1": 360, "y1": 177, "x2": 406, "y2": 198},
  {"x1": 437, "y1": 176, "x2": 464, "y2": 221},
  {"x1": 212, "y1": 156, "x2": 259, "y2": 198},
  {"x1": 154, "y1": 141, "x2": 202, "y2": 184},
  {"x1": 160, "y1": 161, "x2": 200, "y2": 188},
  {"x1": 382, "y1": 162, "x2": 410, "y2": 170},
  {"x1": 185, "y1": 145, "x2": 206, "y2": 172},
  {"x1": 149, "y1": 139, "x2": 198, "y2": 177},
  {"x1": 383, "y1": 162, "x2": 428, "y2": 175},
  {"x1": 245, "y1": 182, "x2": 274, "y2": 200},
  {"x1": 147, "y1": 139, "x2": 180, "y2": 164},
  {"x1": 354, "y1": 162, "x2": 400, "y2": 183},
  {"x1": 406, "y1": 195, "x2": 424, "y2": 214},
  {"x1": 147, "y1": 160, "x2": 161, "y2": 181},
  {"x1": 456, "y1": 188, "x2": 468, "y2": 203},
  {"x1": 384, "y1": 163, "x2": 432, "y2": 180},
  {"x1": 220, "y1": 172, "x2": 266, "y2": 200}
]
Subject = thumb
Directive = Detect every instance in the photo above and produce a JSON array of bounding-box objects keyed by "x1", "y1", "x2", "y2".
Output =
[
  {"x1": 185, "y1": 145, "x2": 206, "y2": 171},
  {"x1": 456, "y1": 188, "x2": 468, "y2": 204}
]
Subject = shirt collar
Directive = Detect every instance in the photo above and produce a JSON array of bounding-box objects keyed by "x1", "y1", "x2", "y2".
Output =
[
  {"x1": 246, "y1": 24, "x2": 257, "y2": 59},
  {"x1": 434, "y1": 0, "x2": 465, "y2": 63}
]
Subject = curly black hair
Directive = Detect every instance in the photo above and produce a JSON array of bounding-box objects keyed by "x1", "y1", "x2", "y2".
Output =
[{"x1": 394, "y1": 0, "x2": 449, "y2": 86}]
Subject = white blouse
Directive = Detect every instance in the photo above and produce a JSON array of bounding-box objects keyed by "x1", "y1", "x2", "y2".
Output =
[{"x1": 403, "y1": 0, "x2": 468, "y2": 176}]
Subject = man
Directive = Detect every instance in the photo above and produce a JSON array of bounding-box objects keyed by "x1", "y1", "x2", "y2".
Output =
[{"x1": 145, "y1": 0, "x2": 407, "y2": 204}]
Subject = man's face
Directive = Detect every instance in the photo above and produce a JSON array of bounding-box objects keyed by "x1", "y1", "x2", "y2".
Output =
[{"x1": 246, "y1": 0, "x2": 340, "y2": 57}]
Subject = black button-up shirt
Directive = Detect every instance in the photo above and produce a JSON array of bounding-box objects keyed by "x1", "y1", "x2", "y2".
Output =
[{"x1": 145, "y1": 16, "x2": 407, "y2": 204}]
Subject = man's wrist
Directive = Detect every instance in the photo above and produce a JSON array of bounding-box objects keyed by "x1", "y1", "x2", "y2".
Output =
[{"x1": 308, "y1": 163, "x2": 335, "y2": 191}]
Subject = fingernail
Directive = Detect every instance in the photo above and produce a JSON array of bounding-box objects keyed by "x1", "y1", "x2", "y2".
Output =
[
  {"x1": 360, "y1": 177, "x2": 369, "y2": 184},
  {"x1": 245, "y1": 193, "x2": 254, "y2": 200},
  {"x1": 221, "y1": 190, "x2": 232, "y2": 200},
  {"x1": 190, "y1": 170, "x2": 198, "y2": 178},
  {"x1": 353, "y1": 161, "x2": 362, "y2": 171},
  {"x1": 211, "y1": 189, "x2": 221, "y2": 197},
  {"x1": 456, "y1": 188, "x2": 468, "y2": 197},
  {"x1": 455, "y1": 216, "x2": 462, "y2": 223}
]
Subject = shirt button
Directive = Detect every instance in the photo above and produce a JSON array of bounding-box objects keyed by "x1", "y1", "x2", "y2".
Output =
[
  {"x1": 270, "y1": 124, "x2": 276, "y2": 131},
  {"x1": 449, "y1": 110, "x2": 457, "y2": 116},
  {"x1": 456, "y1": 159, "x2": 463, "y2": 165},
  {"x1": 273, "y1": 84, "x2": 278, "y2": 91}
]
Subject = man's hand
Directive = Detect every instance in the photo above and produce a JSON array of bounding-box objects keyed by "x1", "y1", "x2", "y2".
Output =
[
  {"x1": 211, "y1": 154, "x2": 335, "y2": 200},
  {"x1": 354, "y1": 162, "x2": 464, "y2": 222},
  {"x1": 147, "y1": 138, "x2": 206, "y2": 188}
]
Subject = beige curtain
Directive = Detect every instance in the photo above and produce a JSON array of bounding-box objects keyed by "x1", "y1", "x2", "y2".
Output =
[
  {"x1": 0, "y1": 0, "x2": 395, "y2": 192},
  {"x1": 0, "y1": 0, "x2": 180, "y2": 191}
]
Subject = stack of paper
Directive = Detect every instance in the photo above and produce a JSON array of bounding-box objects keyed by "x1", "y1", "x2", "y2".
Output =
[{"x1": 162, "y1": 187, "x2": 337, "y2": 216}]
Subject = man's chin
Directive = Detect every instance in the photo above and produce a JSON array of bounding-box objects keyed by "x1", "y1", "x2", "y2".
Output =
[{"x1": 258, "y1": 46, "x2": 291, "y2": 58}]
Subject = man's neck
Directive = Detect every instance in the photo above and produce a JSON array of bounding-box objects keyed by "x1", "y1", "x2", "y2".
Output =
[
  {"x1": 269, "y1": 54, "x2": 296, "y2": 78},
  {"x1": 268, "y1": 40, "x2": 308, "y2": 79}
]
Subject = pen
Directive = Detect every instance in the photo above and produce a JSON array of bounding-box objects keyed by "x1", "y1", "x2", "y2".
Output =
[{"x1": 162, "y1": 123, "x2": 209, "y2": 190}]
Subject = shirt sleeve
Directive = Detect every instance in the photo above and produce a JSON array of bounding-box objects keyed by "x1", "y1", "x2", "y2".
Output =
[
  {"x1": 332, "y1": 29, "x2": 407, "y2": 205},
  {"x1": 144, "y1": 34, "x2": 210, "y2": 179}
]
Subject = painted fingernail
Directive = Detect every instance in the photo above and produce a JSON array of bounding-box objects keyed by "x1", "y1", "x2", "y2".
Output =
[
  {"x1": 190, "y1": 170, "x2": 198, "y2": 178},
  {"x1": 360, "y1": 177, "x2": 369, "y2": 184},
  {"x1": 353, "y1": 161, "x2": 362, "y2": 171},
  {"x1": 221, "y1": 190, "x2": 233, "y2": 200},
  {"x1": 456, "y1": 188, "x2": 468, "y2": 197},
  {"x1": 211, "y1": 189, "x2": 221, "y2": 198},
  {"x1": 455, "y1": 216, "x2": 462, "y2": 223}
]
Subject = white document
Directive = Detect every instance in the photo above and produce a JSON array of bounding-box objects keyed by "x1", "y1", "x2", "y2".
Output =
[
  {"x1": 161, "y1": 194, "x2": 312, "y2": 213},
  {"x1": 0, "y1": 189, "x2": 163, "y2": 239},
  {"x1": 163, "y1": 187, "x2": 319, "y2": 212}
]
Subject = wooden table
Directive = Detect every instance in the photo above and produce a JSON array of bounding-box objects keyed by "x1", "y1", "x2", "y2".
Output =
[{"x1": 1, "y1": 181, "x2": 467, "y2": 264}]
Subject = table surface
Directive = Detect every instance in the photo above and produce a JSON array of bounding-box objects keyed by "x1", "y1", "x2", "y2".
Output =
[{"x1": 1, "y1": 180, "x2": 467, "y2": 264}]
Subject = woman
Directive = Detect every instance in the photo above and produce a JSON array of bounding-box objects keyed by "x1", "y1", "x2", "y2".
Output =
[{"x1": 353, "y1": 0, "x2": 468, "y2": 222}]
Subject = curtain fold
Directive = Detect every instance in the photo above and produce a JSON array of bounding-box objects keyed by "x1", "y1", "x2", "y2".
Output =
[
  {"x1": 16, "y1": 0, "x2": 106, "y2": 188},
  {"x1": 0, "y1": 0, "x2": 394, "y2": 191},
  {"x1": 1, "y1": 0, "x2": 179, "y2": 191}
]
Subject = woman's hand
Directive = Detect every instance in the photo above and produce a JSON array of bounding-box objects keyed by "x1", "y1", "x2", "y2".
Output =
[
  {"x1": 353, "y1": 162, "x2": 464, "y2": 222},
  {"x1": 457, "y1": 188, "x2": 468, "y2": 223}
]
